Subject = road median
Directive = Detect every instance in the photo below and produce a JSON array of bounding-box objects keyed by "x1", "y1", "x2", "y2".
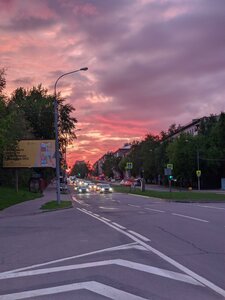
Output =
[{"x1": 114, "y1": 185, "x2": 225, "y2": 202}]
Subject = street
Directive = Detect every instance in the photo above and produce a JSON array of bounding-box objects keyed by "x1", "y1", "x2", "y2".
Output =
[{"x1": 0, "y1": 190, "x2": 225, "y2": 299}]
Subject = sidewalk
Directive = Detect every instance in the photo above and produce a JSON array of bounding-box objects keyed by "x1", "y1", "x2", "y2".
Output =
[{"x1": 0, "y1": 184, "x2": 72, "y2": 218}]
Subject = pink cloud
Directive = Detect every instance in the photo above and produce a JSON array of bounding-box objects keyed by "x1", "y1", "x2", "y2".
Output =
[{"x1": 1, "y1": 0, "x2": 225, "y2": 166}]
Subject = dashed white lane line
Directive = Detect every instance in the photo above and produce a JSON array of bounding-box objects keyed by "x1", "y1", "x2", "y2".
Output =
[
  {"x1": 172, "y1": 213, "x2": 209, "y2": 223},
  {"x1": 196, "y1": 205, "x2": 225, "y2": 211},
  {"x1": 77, "y1": 208, "x2": 225, "y2": 298},
  {"x1": 128, "y1": 230, "x2": 150, "y2": 242},
  {"x1": 128, "y1": 204, "x2": 140, "y2": 208},
  {"x1": 128, "y1": 194, "x2": 150, "y2": 199},
  {"x1": 92, "y1": 213, "x2": 100, "y2": 217},
  {"x1": 101, "y1": 217, "x2": 111, "y2": 222},
  {"x1": 112, "y1": 222, "x2": 126, "y2": 230},
  {"x1": 145, "y1": 208, "x2": 165, "y2": 213}
]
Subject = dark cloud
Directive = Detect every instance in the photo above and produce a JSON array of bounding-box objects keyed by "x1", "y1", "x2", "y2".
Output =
[
  {"x1": 3, "y1": 16, "x2": 56, "y2": 31},
  {"x1": 2, "y1": 0, "x2": 225, "y2": 163},
  {"x1": 12, "y1": 76, "x2": 33, "y2": 86}
]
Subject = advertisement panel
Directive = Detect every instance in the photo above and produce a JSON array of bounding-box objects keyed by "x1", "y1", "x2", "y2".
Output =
[{"x1": 3, "y1": 140, "x2": 56, "y2": 168}]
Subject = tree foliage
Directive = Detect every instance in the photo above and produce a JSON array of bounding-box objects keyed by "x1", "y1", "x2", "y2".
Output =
[
  {"x1": 0, "y1": 72, "x2": 79, "y2": 187},
  {"x1": 70, "y1": 161, "x2": 90, "y2": 178},
  {"x1": 98, "y1": 113, "x2": 225, "y2": 189}
]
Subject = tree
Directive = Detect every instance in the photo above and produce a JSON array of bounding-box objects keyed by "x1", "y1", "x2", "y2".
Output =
[
  {"x1": 9, "y1": 85, "x2": 78, "y2": 151},
  {"x1": 70, "y1": 161, "x2": 90, "y2": 178},
  {"x1": 101, "y1": 152, "x2": 121, "y2": 178},
  {"x1": 167, "y1": 134, "x2": 197, "y2": 187}
]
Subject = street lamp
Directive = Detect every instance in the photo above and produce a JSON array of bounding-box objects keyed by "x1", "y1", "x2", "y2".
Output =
[
  {"x1": 54, "y1": 67, "x2": 88, "y2": 204},
  {"x1": 64, "y1": 129, "x2": 82, "y2": 168}
]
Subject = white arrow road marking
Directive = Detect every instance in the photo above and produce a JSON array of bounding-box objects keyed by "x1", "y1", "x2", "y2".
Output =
[
  {"x1": 0, "y1": 259, "x2": 202, "y2": 286},
  {"x1": 1, "y1": 242, "x2": 144, "y2": 275},
  {"x1": 77, "y1": 208, "x2": 225, "y2": 298},
  {"x1": 0, "y1": 281, "x2": 149, "y2": 300}
]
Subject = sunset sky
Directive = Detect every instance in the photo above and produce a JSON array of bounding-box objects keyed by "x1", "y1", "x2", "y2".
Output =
[{"x1": 1, "y1": 0, "x2": 225, "y2": 166}]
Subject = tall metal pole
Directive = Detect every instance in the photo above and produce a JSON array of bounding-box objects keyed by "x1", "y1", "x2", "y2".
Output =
[
  {"x1": 54, "y1": 94, "x2": 61, "y2": 204},
  {"x1": 197, "y1": 148, "x2": 200, "y2": 190},
  {"x1": 54, "y1": 67, "x2": 88, "y2": 205}
]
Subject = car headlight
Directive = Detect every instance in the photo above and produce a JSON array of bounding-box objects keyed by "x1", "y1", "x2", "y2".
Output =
[
  {"x1": 101, "y1": 188, "x2": 105, "y2": 191},
  {"x1": 87, "y1": 188, "x2": 89, "y2": 192},
  {"x1": 79, "y1": 189, "x2": 82, "y2": 192},
  {"x1": 109, "y1": 188, "x2": 113, "y2": 191}
]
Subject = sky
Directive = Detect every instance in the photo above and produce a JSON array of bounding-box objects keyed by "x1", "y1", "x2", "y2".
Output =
[{"x1": 1, "y1": 0, "x2": 225, "y2": 166}]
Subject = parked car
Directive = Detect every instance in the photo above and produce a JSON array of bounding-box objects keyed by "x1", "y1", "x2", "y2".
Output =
[{"x1": 120, "y1": 179, "x2": 133, "y2": 186}]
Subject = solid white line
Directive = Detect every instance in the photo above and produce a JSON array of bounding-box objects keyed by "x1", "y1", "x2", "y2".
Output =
[
  {"x1": 0, "y1": 243, "x2": 136, "y2": 275},
  {"x1": 128, "y1": 204, "x2": 140, "y2": 208},
  {"x1": 101, "y1": 217, "x2": 111, "y2": 222},
  {"x1": 77, "y1": 208, "x2": 225, "y2": 297},
  {"x1": 145, "y1": 208, "x2": 165, "y2": 213},
  {"x1": 0, "y1": 281, "x2": 148, "y2": 300},
  {"x1": 0, "y1": 259, "x2": 201, "y2": 286},
  {"x1": 172, "y1": 213, "x2": 209, "y2": 223},
  {"x1": 196, "y1": 205, "x2": 225, "y2": 211},
  {"x1": 112, "y1": 222, "x2": 126, "y2": 230},
  {"x1": 128, "y1": 230, "x2": 150, "y2": 242}
]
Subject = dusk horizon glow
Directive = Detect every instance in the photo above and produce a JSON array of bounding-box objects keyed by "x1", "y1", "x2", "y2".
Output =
[{"x1": 1, "y1": 0, "x2": 225, "y2": 166}]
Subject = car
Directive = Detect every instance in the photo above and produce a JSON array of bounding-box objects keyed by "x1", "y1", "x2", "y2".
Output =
[
  {"x1": 88, "y1": 183, "x2": 97, "y2": 191},
  {"x1": 120, "y1": 179, "x2": 133, "y2": 186},
  {"x1": 98, "y1": 183, "x2": 113, "y2": 193},
  {"x1": 76, "y1": 186, "x2": 90, "y2": 194}
]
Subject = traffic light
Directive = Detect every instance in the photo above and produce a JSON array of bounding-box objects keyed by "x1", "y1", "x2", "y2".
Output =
[{"x1": 169, "y1": 175, "x2": 173, "y2": 180}]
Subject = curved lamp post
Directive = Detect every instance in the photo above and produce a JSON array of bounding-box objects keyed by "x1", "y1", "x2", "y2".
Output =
[{"x1": 54, "y1": 67, "x2": 88, "y2": 204}]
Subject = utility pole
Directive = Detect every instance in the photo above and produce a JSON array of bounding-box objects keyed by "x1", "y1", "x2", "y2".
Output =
[{"x1": 197, "y1": 148, "x2": 200, "y2": 190}]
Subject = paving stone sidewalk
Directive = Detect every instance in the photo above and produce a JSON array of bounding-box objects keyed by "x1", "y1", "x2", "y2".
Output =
[{"x1": 0, "y1": 184, "x2": 72, "y2": 217}]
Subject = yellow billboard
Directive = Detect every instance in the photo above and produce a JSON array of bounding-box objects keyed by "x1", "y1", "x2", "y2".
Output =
[{"x1": 3, "y1": 140, "x2": 56, "y2": 168}]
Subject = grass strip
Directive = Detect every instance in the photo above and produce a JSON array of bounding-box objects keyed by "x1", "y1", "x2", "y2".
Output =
[
  {"x1": 0, "y1": 186, "x2": 42, "y2": 210},
  {"x1": 114, "y1": 186, "x2": 225, "y2": 202},
  {"x1": 40, "y1": 200, "x2": 72, "y2": 210}
]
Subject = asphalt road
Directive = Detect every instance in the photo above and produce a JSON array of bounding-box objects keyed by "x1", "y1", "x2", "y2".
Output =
[{"x1": 0, "y1": 189, "x2": 224, "y2": 299}]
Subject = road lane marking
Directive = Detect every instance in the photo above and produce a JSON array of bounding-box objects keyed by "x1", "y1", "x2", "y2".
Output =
[
  {"x1": 128, "y1": 230, "x2": 150, "y2": 242},
  {"x1": 101, "y1": 217, "x2": 111, "y2": 222},
  {"x1": 196, "y1": 205, "x2": 225, "y2": 211},
  {"x1": 128, "y1": 194, "x2": 150, "y2": 199},
  {"x1": 0, "y1": 259, "x2": 202, "y2": 286},
  {"x1": 92, "y1": 213, "x2": 100, "y2": 217},
  {"x1": 145, "y1": 208, "x2": 165, "y2": 213},
  {"x1": 172, "y1": 213, "x2": 209, "y2": 223},
  {"x1": 128, "y1": 204, "x2": 140, "y2": 208},
  {"x1": 77, "y1": 208, "x2": 225, "y2": 297},
  {"x1": 0, "y1": 281, "x2": 148, "y2": 300},
  {"x1": 1, "y1": 243, "x2": 139, "y2": 275},
  {"x1": 99, "y1": 206, "x2": 118, "y2": 210},
  {"x1": 112, "y1": 222, "x2": 126, "y2": 230}
]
